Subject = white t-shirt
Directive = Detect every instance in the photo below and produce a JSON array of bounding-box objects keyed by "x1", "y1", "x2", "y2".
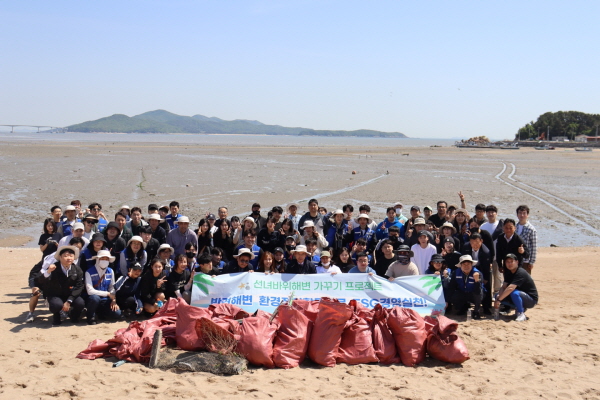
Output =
[
  {"x1": 410, "y1": 243, "x2": 437, "y2": 274},
  {"x1": 316, "y1": 265, "x2": 342, "y2": 274}
]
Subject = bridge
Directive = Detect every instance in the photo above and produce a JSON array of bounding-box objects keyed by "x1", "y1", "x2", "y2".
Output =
[{"x1": 0, "y1": 125, "x2": 67, "y2": 133}]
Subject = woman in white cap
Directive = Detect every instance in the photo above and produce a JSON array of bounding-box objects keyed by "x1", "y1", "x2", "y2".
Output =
[
  {"x1": 233, "y1": 216, "x2": 257, "y2": 246},
  {"x1": 345, "y1": 213, "x2": 376, "y2": 252},
  {"x1": 84, "y1": 250, "x2": 121, "y2": 325},
  {"x1": 119, "y1": 236, "x2": 147, "y2": 278},
  {"x1": 315, "y1": 251, "x2": 341, "y2": 274},
  {"x1": 299, "y1": 220, "x2": 329, "y2": 253}
]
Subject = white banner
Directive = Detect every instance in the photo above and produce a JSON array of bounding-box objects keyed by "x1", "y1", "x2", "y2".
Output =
[{"x1": 191, "y1": 272, "x2": 445, "y2": 316}]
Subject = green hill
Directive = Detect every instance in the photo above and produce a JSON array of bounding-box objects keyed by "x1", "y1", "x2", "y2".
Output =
[{"x1": 67, "y1": 110, "x2": 408, "y2": 138}]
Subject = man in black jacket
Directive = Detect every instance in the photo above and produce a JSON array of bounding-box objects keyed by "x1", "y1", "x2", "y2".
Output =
[
  {"x1": 495, "y1": 219, "x2": 529, "y2": 273},
  {"x1": 285, "y1": 245, "x2": 316, "y2": 274},
  {"x1": 39, "y1": 246, "x2": 85, "y2": 326}
]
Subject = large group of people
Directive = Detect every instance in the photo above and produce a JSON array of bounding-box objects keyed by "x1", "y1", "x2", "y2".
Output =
[{"x1": 26, "y1": 194, "x2": 539, "y2": 326}]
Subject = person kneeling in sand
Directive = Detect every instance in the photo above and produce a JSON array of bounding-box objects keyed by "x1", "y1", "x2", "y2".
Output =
[
  {"x1": 494, "y1": 253, "x2": 539, "y2": 322},
  {"x1": 84, "y1": 250, "x2": 121, "y2": 325},
  {"x1": 450, "y1": 255, "x2": 483, "y2": 320},
  {"x1": 140, "y1": 258, "x2": 167, "y2": 315},
  {"x1": 114, "y1": 262, "x2": 144, "y2": 318},
  {"x1": 40, "y1": 245, "x2": 86, "y2": 327}
]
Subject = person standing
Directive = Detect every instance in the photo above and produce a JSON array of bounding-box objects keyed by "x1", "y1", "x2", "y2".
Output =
[
  {"x1": 166, "y1": 216, "x2": 198, "y2": 257},
  {"x1": 516, "y1": 205, "x2": 537, "y2": 274}
]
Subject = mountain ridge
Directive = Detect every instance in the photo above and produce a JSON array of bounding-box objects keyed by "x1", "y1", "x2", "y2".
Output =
[{"x1": 67, "y1": 110, "x2": 408, "y2": 138}]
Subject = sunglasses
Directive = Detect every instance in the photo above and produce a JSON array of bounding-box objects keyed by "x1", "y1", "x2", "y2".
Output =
[{"x1": 238, "y1": 259, "x2": 250, "y2": 264}]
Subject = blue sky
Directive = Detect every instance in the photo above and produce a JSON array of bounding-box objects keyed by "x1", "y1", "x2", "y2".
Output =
[{"x1": 1, "y1": 1, "x2": 599, "y2": 139}]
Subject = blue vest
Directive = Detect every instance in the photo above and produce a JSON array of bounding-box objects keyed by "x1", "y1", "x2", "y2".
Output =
[
  {"x1": 88, "y1": 266, "x2": 114, "y2": 292},
  {"x1": 60, "y1": 219, "x2": 77, "y2": 236},
  {"x1": 455, "y1": 267, "x2": 483, "y2": 293},
  {"x1": 351, "y1": 226, "x2": 375, "y2": 244}
]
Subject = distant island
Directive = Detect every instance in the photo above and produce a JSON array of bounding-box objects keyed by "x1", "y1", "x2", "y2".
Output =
[{"x1": 67, "y1": 110, "x2": 408, "y2": 138}]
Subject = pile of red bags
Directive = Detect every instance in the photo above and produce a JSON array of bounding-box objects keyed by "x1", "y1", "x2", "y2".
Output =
[{"x1": 77, "y1": 298, "x2": 469, "y2": 368}]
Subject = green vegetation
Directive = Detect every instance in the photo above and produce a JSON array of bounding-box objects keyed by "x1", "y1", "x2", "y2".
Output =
[
  {"x1": 67, "y1": 110, "x2": 408, "y2": 138},
  {"x1": 517, "y1": 111, "x2": 600, "y2": 140}
]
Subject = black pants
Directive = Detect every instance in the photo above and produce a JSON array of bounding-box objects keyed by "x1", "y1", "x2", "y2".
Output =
[
  {"x1": 48, "y1": 296, "x2": 85, "y2": 324},
  {"x1": 116, "y1": 296, "x2": 140, "y2": 313},
  {"x1": 452, "y1": 288, "x2": 482, "y2": 314},
  {"x1": 480, "y1": 267, "x2": 492, "y2": 310}
]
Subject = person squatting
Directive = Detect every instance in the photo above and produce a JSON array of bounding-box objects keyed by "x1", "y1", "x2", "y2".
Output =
[{"x1": 26, "y1": 195, "x2": 538, "y2": 326}]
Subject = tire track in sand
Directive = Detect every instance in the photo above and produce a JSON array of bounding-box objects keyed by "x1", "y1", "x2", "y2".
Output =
[
  {"x1": 495, "y1": 162, "x2": 600, "y2": 236},
  {"x1": 506, "y1": 163, "x2": 600, "y2": 221}
]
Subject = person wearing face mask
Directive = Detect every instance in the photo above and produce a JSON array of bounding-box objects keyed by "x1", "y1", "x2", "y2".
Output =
[
  {"x1": 315, "y1": 251, "x2": 341, "y2": 274},
  {"x1": 384, "y1": 245, "x2": 419, "y2": 280},
  {"x1": 393, "y1": 202, "x2": 408, "y2": 224},
  {"x1": 184, "y1": 242, "x2": 199, "y2": 270},
  {"x1": 248, "y1": 203, "x2": 268, "y2": 232},
  {"x1": 84, "y1": 250, "x2": 121, "y2": 325}
]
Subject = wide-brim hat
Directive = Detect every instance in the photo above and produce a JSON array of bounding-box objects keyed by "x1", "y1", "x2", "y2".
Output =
[
  {"x1": 291, "y1": 245, "x2": 310, "y2": 255},
  {"x1": 456, "y1": 254, "x2": 474, "y2": 267},
  {"x1": 455, "y1": 208, "x2": 468, "y2": 215},
  {"x1": 65, "y1": 205, "x2": 77, "y2": 212},
  {"x1": 177, "y1": 216, "x2": 190, "y2": 224},
  {"x1": 120, "y1": 205, "x2": 131, "y2": 211},
  {"x1": 157, "y1": 243, "x2": 174, "y2": 253},
  {"x1": 413, "y1": 217, "x2": 426, "y2": 226},
  {"x1": 440, "y1": 222, "x2": 457, "y2": 234},
  {"x1": 148, "y1": 213, "x2": 164, "y2": 222},
  {"x1": 233, "y1": 248, "x2": 256, "y2": 260},
  {"x1": 354, "y1": 213, "x2": 373, "y2": 224},
  {"x1": 55, "y1": 245, "x2": 80, "y2": 261},
  {"x1": 242, "y1": 216, "x2": 257, "y2": 229},
  {"x1": 287, "y1": 203, "x2": 299, "y2": 210},
  {"x1": 301, "y1": 220, "x2": 315, "y2": 229},
  {"x1": 92, "y1": 249, "x2": 116, "y2": 263},
  {"x1": 329, "y1": 209, "x2": 344, "y2": 223},
  {"x1": 127, "y1": 235, "x2": 147, "y2": 249},
  {"x1": 83, "y1": 213, "x2": 99, "y2": 223}
]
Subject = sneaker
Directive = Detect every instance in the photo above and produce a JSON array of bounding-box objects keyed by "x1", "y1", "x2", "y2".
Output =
[
  {"x1": 87, "y1": 317, "x2": 97, "y2": 325},
  {"x1": 515, "y1": 313, "x2": 527, "y2": 322},
  {"x1": 25, "y1": 313, "x2": 35, "y2": 323}
]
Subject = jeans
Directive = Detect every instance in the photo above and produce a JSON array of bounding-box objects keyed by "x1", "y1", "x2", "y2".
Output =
[
  {"x1": 499, "y1": 290, "x2": 537, "y2": 313},
  {"x1": 86, "y1": 295, "x2": 122, "y2": 320}
]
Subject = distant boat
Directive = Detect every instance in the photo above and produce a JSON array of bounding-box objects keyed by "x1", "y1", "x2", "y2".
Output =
[
  {"x1": 575, "y1": 147, "x2": 592, "y2": 152},
  {"x1": 455, "y1": 142, "x2": 493, "y2": 148},
  {"x1": 534, "y1": 145, "x2": 555, "y2": 150},
  {"x1": 500, "y1": 143, "x2": 520, "y2": 150}
]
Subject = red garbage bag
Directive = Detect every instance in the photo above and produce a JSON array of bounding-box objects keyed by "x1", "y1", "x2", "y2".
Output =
[
  {"x1": 291, "y1": 299, "x2": 320, "y2": 322},
  {"x1": 427, "y1": 315, "x2": 469, "y2": 364},
  {"x1": 175, "y1": 301, "x2": 213, "y2": 351},
  {"x1": 307, "y1": 298, "x2": 352, "y2": 367},
  {"x1": 196, "y1": 317, "x2": 239, "y2": 355},
  {"x1": 209, "y1": 303, "x2": 250, "y2": 320},
  {"x1": 273, "y1": 305, "x2": 312, "y2": 369},
  {"x1": 387, "y1": 306, "x2": 427, "y2": 367},
  {"x1": 76, "y1": 339, "x2": 114, "y2": 360},
  {"x1": 337, "y1": 314, "x2": 379, "y2": 365},
  {"x1": 348, "y1": 299, "x2": 374, "y2": 321},
  {"x1": 236, "y1": 316, "x2": 280, "y2": 368},
  {"x1": 371, "y1": 304, "x2": 400, "y2": 365}
]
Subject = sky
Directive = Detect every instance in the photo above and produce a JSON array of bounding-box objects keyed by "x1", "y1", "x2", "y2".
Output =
[{"x1": 1, "y1": 1, "x2": 599, "y2": 139}]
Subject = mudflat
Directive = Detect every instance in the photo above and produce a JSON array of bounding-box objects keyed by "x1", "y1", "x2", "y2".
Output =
[{"x1": 1, "y1": 139, "x2": 599, "y2": 247}]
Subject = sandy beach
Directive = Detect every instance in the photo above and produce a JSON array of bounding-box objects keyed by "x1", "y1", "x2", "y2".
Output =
[
  {"x1": 1, "y1": 246, "x2": 599, "y2": 399},
  {"x1": 1, "y1": 136, "x2": 599, "y2": 399}
]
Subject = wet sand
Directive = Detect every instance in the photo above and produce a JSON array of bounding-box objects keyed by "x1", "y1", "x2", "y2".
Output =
[{"x1": 0, "y1": 139, "x2": 599, "y2": 247}]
